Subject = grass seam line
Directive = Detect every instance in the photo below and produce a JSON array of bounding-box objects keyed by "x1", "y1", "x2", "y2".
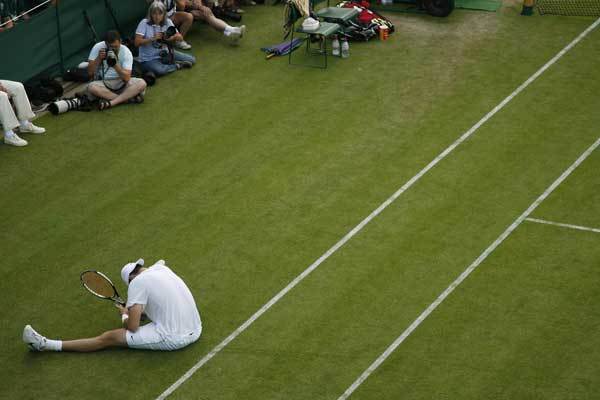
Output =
[
  {"x1": 525, "y1": 217, "x2": 600, "y2": 234},
  {"x1": 155, "y1": 16, "x2": 600, "y2": 400},
  {"x1": 337, "y1": 137, "x2": 600, "y2": 400}
]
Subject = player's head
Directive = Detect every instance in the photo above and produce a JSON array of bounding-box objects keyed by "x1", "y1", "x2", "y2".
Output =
[{"x1": 121, "y1": 258, "x2": 145, "y2": 285}]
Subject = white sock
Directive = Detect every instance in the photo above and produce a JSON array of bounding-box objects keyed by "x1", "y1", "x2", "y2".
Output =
[
  {"x1": 19, "y1": 120, "x2": 30, "y2": 129},
  {"x1": 223, "y1": 25, "x2": 234, "y2": 36},
  {"x1": 45, "y1": 339, "x2": 62, "y2": 351},
  {"x1": 4, "y1": 129, "x2": 15, "y2": 138}
]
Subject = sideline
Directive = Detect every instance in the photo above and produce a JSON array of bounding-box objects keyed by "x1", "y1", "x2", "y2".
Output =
[
  {"x1": 525, "y1": 217, "x2": 600, "y2": 234},
  {"x1": 337, "y1": 137, "x2": 600, "y2": 400},
  {"x1": 156, "y1": 16, "x2": 600, "y2": 400}
]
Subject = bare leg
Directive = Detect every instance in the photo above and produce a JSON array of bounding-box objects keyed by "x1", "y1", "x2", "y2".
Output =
[
  {"x1": 62, "y1": 328, "x2": 127, "y2": 352},
  {"x1": 108, "y1": 79, "x2": 147, "y2": 107},
  {"x1": 88, "y1": 84, "x2": 119, "y2": 101},
  {"x1": 190, "y1": 6, "x2": 227, "y2": 32},
  {"x1": 88, "y1": 79, "x2": 147, "y2": 108},
  {"x1": 171, "y1": 11, "x2": 194, "y2": 37}
]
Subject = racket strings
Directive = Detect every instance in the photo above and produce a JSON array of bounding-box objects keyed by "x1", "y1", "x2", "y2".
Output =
[{"x1": 81, "y1": 272, "x2": 116, "y2": 298}]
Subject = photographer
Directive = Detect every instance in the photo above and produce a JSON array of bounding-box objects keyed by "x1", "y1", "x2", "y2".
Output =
[
  {"x1": 149, "y1": 0, "x2": 193, "y2": 50},
  {"x1": 87, "y1": 30, "x2": 147, "y2": 111},
  {"x1": 180, "y1": 0, "x2": 245, "y2": 44},
  {"x1": 135, "y1": 1, "x2": 196, "y2": 77}
]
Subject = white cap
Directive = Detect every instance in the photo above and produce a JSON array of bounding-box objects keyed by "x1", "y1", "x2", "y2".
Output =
[{"x1": 121, "y1": 258, "x2": 144, "y2": 285}]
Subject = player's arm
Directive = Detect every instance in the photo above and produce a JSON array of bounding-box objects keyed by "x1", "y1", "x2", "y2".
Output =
[
  {"x1": 117, "y1": 303, "x2": 143, "y2": 332},
  {"x1": 125, "y1": 304, "x2": 143, "y2": 332}
]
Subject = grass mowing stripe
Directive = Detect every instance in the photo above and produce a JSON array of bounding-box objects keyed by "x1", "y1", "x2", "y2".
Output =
[
  {"x1": 525, "y1": 217, "x2": 600, "y2": 234},
  {"x1": 337, "y1": 137, "x2": 600, "y2": 400},
  {"x1": 155, "y1": 17, "x2": 600, "y2": 400}
]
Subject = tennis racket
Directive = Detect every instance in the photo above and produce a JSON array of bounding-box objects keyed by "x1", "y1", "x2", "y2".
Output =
[{"x1": 80, "y1": 270, "x2": 125, "y2": 306}]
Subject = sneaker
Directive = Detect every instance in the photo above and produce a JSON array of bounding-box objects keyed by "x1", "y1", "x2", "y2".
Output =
[
  {"x1": 176, "y1": 60, "x2": 194, "y2": 69},
  {"x1": 23, "y1": 325, "x2": 47, "y2": 351},
  {"x1": 239, "y1": 25, "x2": 246, "y2": 39},
  {"x1": 4, "y1": 132, "x2": 28, "y2": 147},
  {"x1": 175, "y1": 40, "x2": 192, "y2": 50},
  {"x1": 19, "y1": 122, "x2": 45, "y2": 134}
]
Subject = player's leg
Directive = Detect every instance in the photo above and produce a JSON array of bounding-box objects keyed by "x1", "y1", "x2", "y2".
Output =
[
  {"x1": 23, "y1": 325, "x2": 127, "y2": 352},
  {"x1": 61, "y1": 328, "x2": 128, "y2": 352}
]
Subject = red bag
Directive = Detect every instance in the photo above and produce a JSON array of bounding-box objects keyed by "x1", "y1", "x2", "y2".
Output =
[{"x1": 338, "y1": 1, "x2": 395, "y2": 33}]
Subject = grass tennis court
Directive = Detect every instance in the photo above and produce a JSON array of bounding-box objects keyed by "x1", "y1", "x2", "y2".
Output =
[{"x1": 2, "y1": 1, "x2": 600, "y2": 399}]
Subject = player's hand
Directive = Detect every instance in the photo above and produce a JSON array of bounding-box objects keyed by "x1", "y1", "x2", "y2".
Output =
[{"x1": 115, "y1": 303, "x2": 128, "y2": 315}]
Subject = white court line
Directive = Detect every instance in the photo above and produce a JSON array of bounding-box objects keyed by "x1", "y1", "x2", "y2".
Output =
[
  {"x1": 525, "y1": 217, "x2": 600, "y2": 234},
  {"x1": 338, "y1": 137, "x2": 600, "y2": 400},
  {"x1": 156, "y1": 17, "x2": 600, "y2": 400}
]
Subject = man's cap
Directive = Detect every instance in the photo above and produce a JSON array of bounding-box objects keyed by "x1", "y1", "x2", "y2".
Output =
[{"x1": 121, "y1": 258, "x2": 144, "y2": 286}]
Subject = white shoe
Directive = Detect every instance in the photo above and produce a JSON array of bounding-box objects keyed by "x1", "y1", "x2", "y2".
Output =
[
  {"x1": 175, "y1": 40, "x2": 192, "y2": 50},
  {"x1": 19, "y1": 122, "x2": 45, "y2": 134},
  {"x1": 239, "y1": 25, "x2": 246, "y2": 39},
  {"x1": 23, "y1": 325, "x2": 47, "y2": 351},
  {"x1": 4, "y1": 132, "x2": 28, "y2": 147}
]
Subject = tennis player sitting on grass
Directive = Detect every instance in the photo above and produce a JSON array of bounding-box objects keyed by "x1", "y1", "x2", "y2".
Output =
[{"x1": 23, "y1": 259, "x2": 202, "y2": 352}]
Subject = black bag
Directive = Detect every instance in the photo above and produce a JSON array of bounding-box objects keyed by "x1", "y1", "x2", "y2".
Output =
[
  {"x1": 63, "y1": 67, "x2": 91, "y2": 83},
  {"x1": 25, "y1": 77, "x2": 64, "y2": 106}
]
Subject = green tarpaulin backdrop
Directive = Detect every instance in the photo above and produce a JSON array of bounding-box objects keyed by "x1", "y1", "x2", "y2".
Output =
[{"x1": 0, "y1": 0, "x2": 147, "y2": 82}]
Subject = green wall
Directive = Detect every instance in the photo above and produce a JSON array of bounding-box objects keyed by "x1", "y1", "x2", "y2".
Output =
[{"x1": 0, "y1": 0, "x2": 147, "y2": 82}]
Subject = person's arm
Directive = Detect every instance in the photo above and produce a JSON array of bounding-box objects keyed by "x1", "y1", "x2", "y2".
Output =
[
  {"x1": 113, "y1": 48, "x2": 133, "y2": 82},
  {"x1": 134, "y1": 33, "x2": 155, "y2": 48},
  {"x1": 113, "y1": 63, "x2": 132, "y2": 82},
  {"x1": 118, "y1": 303, "x2": 143, "y2": 332},
  {"x1": 87, "y1": 45, "x2": 105, "y2": 79}
]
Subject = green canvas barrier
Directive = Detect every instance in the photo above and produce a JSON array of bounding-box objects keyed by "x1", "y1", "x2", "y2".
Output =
[{"x1": 0, "y1": 0, "x2": 147, "y2": 82}]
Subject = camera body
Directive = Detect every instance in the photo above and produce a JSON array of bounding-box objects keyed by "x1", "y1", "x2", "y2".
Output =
[{"x1": 104, "y1": 42, "x2": 118, "y2": 67}]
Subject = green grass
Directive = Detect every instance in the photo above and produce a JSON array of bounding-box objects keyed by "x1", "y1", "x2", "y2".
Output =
[{"x1": 1, "y1": 2, "x2": 599, "y2": 399}]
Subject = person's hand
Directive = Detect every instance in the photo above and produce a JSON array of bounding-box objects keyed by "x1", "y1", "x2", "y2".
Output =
[
  {"x1": 115, "y1": 303, "x2": 128, "y2": 315},
  {"x1": 98, "y1": 48, "x2": 107, "y2": 60},
  {"x1": 154, "y1": 31, "x2": 164, "y2": 41},
  {"x1": 171, "y1": 33, "x2": 183, "y2": 42}
]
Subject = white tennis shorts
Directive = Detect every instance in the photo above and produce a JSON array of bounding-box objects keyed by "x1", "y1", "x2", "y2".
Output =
[{"x1": 126, "y1": 323, "x2": 201, "y2": 351}]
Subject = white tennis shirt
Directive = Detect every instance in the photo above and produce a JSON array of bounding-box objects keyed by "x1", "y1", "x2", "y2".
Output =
[{"x1": 126, "y1": 260, "x2": 202, "y2": 338}]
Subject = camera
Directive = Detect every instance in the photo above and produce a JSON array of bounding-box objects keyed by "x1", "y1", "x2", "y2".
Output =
[
  {"x1": 163, "y1": 25, "x2": 177, "y2": 40},
  {"x1": 48, "y1": 95, "x2": 90, "y2": 115},
  {"x1": 105, "y1": 46, "x2": 118, "y2": 67}
]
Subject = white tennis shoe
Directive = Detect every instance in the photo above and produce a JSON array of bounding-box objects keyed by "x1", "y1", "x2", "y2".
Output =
[
  {"x1": 23, "y1": 325, "x2": 47, "y2": 351},
  {"x1": 19, "y1": 122, "x2": 45, "y2": 134},
  {"x1": 4, "y1": 132, "x2": 28, "y2": 147}
]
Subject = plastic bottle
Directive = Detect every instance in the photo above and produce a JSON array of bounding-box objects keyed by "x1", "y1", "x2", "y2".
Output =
[
  {"x1": 332, "y1": 35, "x2": 340, "y2": 57},
  {"x1": 341, "y1": 38, "x2": 349, "y2": 58}
]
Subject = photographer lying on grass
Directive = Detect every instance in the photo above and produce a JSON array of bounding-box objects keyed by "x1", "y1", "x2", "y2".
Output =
[
  {"x1": 87, "y1": 30, "x2": 147, "y2": 111},
  {"x1": 136, "y1": 1, "x2": 196, "y2": 77}
]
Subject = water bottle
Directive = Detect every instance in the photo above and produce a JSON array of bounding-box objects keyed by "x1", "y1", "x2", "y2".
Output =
[
  {"x1": 341, "y1": 38, "x2": 349, "y2": 58},
  {"x1": 332, "y1": 35, "x2": 340, "y2": 56}
]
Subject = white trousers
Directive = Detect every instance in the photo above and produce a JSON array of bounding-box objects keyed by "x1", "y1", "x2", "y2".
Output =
[{"x1": 0, "y1": 80, "x2": 35, "y2": 132}]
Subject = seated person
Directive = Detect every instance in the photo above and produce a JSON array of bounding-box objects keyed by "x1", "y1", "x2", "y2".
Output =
[
  {"x1": 0, "y1": 79, "x2": 45, "y2": 147},
  {"x1": 149, "y1": 0, "x2": 193, "y2": 50},
  {"x1": 136, "y1": 1, "x2": 196, "y2": 76},
  {"x1": 180, "y1": 0, "x2": 246, "y2": 44},
  {"x1": 87, "y1": 30, "x2": 147, "y2": 111}
]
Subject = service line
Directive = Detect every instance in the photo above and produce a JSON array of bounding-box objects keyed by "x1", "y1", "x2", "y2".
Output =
[
  {"x1": 525, "y1": 217, "x2": 600, "y2": 234},
  {"x1": 156, "y1": 16, "x2": 600, "y2": 400},
  {"x1": 338, "y1": 138, "x2": 600, "y2": 400}
]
